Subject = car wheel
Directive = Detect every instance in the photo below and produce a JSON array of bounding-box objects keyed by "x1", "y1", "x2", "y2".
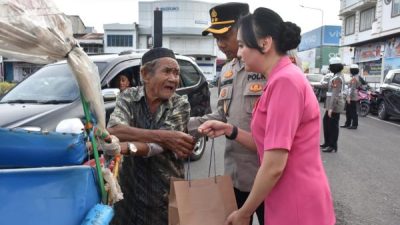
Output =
[
  {"x1": 378, "y1": 101, "x2": 389, "y2": 120},
  {"x1": 190, "y1": 136, "x2": 206, "y2": 161},
  {"x1": 359, "y1": 102, "x2": 370, "y2": 117}
]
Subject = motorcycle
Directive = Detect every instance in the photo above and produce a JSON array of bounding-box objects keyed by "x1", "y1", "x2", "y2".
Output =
[{"x1": 357, "y1": 86, "x2": 380, "y2": 117}]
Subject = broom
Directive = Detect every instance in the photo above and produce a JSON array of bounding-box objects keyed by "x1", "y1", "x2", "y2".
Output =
[{"x1": 80, "y1": 95, "x2": 114, "y2": 225}]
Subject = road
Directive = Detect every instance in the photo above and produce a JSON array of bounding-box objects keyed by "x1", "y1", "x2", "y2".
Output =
[{"x1": 188, "y1": 87, "x2": 400, "y2": 225}]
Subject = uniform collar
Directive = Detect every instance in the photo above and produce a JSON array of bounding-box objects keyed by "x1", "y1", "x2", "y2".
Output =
[{"x1": 231, "y1": 58, "x2": 245, "y2": 71}]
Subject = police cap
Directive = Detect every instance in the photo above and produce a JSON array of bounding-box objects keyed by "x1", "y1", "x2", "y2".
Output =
[{"x1": 202, "y1": 2, "x2": 250, "y2": 36}]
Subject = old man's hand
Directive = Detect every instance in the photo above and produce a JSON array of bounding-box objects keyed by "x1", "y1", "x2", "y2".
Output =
[
  {"x1": 98, "y1": 135, "x2": 121, "y2": 156},
  {"x1": 159, "y1": 130, "x2": 195, "y2": 158}
]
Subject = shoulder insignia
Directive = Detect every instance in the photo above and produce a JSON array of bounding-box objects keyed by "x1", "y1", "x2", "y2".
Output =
[
  {"x1": 220, "y1": 88, "x2": 227, "y2": 98},
  {"x1": 224, "y1": 70, "x2": 233, "y2": 79},
  {"x1": 250, "y1": 83, "x2": 263, "y2": 92},
  {"x1": 332, "y1": 78, "x2": 341, "y2": 88}
]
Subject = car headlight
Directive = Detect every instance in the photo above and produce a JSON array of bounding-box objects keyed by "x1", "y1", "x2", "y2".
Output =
[{"x1": 55, "y1": 118, "x2": 84, "y2": 134}]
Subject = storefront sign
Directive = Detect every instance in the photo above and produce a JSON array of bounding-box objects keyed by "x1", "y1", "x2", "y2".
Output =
[
  {"x1": 360, "y1": 60, "x2": 382, "y2": 76},
  {"x1": 354, "y1": 43, "x2": 383, "y2": 63},
  {"x1": 158, "y1": 6, "x2": 179, "y2": 11},
  {"x1": 383, "y1": 57, "x2": 400, "y2": 77},
  {"x1": 384, "y1": 37, "x2": 400, "y2": 58}
]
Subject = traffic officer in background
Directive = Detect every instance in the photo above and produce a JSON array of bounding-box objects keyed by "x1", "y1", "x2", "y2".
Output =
[
  {"x1": 321, "y1": 57, "x2": 346, "y2": 153},
  {"x1": 188, "y1": 3, "x2": 265, "y2": 225},
  {"x1": 341, "y1": 64, "x2": 362, "y2": 129}
]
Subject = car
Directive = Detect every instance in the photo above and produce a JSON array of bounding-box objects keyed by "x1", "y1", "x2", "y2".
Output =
[
  {"x1": 305, "y1": 73, "x2": 325, "y2": 101},
  {"x1": 377, "y1": 69, "x2": 400, "y2": 120},
  {"x1": 305, "y1": 73, "x2": 324, "y2": 95},
  {"x1": 0, "y1": 51, "x2": 212, "y2": 160}
]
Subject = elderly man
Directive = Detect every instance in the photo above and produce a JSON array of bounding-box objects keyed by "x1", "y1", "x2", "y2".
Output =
[{"x1": 107, "y1": 47, "x2": 195, "y2": 225}]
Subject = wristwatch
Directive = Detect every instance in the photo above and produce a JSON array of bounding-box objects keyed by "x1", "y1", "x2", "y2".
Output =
[{"x1": 127, "y1": 142, "x2": 138, "y2": 156}]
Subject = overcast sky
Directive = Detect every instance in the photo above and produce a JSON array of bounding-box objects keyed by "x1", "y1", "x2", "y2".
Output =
[{"x1": 52, "y1": 0, "x2": 341, "y2": 33}]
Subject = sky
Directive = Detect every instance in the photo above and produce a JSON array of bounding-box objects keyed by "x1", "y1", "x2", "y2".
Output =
[{"x1": 52, "y1": 0, "x2": 341, "y2": 34}]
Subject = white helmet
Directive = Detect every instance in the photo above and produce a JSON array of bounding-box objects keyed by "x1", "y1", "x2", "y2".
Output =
[
  {"x1": 329, "y1": 57, "x2": 341, "y2": 65},
  {"x1": 350, "y1": 64, "x2": 359, "y2": 69}
]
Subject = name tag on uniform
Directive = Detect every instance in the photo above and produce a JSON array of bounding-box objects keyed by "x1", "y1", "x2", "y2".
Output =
[{"x1": 326, "y1": 92, "x2": 332, "y2": 97}]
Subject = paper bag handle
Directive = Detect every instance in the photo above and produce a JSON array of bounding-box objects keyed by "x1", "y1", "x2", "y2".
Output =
[{"x1": 186, "y1": 138, "x2": 217, "y2": 186}]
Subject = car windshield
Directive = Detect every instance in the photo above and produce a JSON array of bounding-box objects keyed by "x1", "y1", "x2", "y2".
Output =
[
  {"x1": 306, "y1": 74, "x2": 323, "y2": 82},
  {"x1": 1, "y1": 62, "x2": 106, "y2": 104}
]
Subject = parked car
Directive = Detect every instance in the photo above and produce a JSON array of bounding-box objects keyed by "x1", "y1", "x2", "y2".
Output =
[
  {"x1": 377, "y1": 69, "x2": 400, "y2": 120},
  {"x1": 305, "y1": 73, "x2": 324, "y2": 97},
  {"x1": 0, "y1": 52, "x2": 211, "y2": 160}
]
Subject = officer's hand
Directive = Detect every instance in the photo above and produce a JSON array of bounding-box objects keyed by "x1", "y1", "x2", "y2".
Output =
[
  {"x1": 346, "y1": 97, "x2": 351, "y2": 104},
  {"x1": 198, "y1": 120, "x2": 231, "y2": 139},
  {"x1": 328, "y1": 109, "x2": 333, "y2": 118},
  {"x1": 158, "y1": 130, "x2": 195, "y2": 158},
  {"x1": 98, "y1": 135, "x2": 121, "y2": 156}
]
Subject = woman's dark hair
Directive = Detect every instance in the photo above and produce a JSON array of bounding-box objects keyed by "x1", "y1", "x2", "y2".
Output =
[{"x1": 238, "y1": 7, "x2": 301, "y2": 54}]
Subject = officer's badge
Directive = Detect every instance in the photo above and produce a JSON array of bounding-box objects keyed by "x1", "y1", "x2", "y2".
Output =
[
  {"x1": 332, "y1": 79, "x2": 340, "y2": 88},
  {"x1": 220, "y1": 88, "x2": 227, "y2": 98},
  {"x1": 250, "y1": 83, "x2": 263, "y2": 92},
  {"x1": 223, "y1": 70, "x2": 233, "y2": 79},
  {"x1": 211, "y1": 9, "x2": 218, "y2": 22}
]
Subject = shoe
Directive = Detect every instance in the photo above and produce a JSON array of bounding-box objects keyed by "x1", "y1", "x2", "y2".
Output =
[
  {"x1": 320, "y1": 144, "x2": 328, "y2": 148},
  {"x1": 347, "y1": 126, "x2": 357, "y2": 129},
  {"x1": 322, "y1": 146, "x2": 337, "y2": 153},
  {"x1": 340, "y1": 125, "x2": 349, "y2": 128}
]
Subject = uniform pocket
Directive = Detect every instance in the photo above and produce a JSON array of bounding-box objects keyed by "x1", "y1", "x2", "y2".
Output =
[
  {"x1": 244, "y1": 82, "x2": 264, "y2": 114},
  {"x1": 218, "y1": 85, "x2": 233, "y2": 101}
]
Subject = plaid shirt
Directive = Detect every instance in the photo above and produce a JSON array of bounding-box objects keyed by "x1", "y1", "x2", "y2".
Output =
[{"x1": 108, "y1": 86, "x2": 190, "y2": 225}]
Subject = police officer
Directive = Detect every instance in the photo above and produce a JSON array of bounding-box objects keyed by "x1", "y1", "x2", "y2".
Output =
[
  {"x1": 341, "y1": 64, "x2": 362, "y2": 129},
  {"x1": 321, "y1": 57, "x2": 345, "y2": 153},
  {"x1": 188, "y1": 3, "x2": 265, "y2": 225}
]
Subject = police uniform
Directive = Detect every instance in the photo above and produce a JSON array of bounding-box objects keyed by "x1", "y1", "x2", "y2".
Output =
[
  {"x1": 322, "y1": 72, "x2": 345, "y2": 151},
  {"x1": 343, "y1": 74, "x2": 362, "y2": 128},
  {"x1": 189, "y1": 3, "x2": 265, "y2": 225}
]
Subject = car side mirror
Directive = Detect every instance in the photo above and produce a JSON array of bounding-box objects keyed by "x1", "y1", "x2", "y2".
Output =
[{"x1": 102, "y1": 88, "x2": 120, "y2": 101}]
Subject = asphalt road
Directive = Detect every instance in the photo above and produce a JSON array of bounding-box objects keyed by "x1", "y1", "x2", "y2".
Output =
[{"x1": 188, "y1": 86, "x2": 400, "y2": 225}]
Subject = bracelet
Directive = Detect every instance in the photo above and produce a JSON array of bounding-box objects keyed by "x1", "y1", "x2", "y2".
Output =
[{"x1": 225, "y1": 125, "x2": 238, "y2": 140}]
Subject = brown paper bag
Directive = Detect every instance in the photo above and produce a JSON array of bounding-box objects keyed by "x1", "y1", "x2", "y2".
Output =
[{"x1": 168, "y1": 175, "x2": 237, "y2": 225}]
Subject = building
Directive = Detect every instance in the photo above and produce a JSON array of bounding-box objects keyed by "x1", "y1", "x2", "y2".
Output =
[
  {"x1": 298, "y1": 25, "x2": 343, "y2": 73},
  {"x1": 339, "y1": 0, "x2": 400, "y2": 84},
  {"x1": 75, "y1": 33, "x2": 104, "y2": 55},
  {"x1": 103, "y1": 23, "x2": 139, "y2": 54},
  {"x1": 137, "y1": 0, "x2": 218, "y2": 81}
]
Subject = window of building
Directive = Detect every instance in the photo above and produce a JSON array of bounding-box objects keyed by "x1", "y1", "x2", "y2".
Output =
[
  {"x1": 107, "y1": 35, "x2": 133, "y2": 47},
  {"x1": 393, "y1": 0, "x2": 400, "y2": 17},
  {"x1": 345, "y1": 15, "x2": 355, "y2": 35},
  {"x1": 360, "y1": 8, "x2": 375, "y2": 31},
  {"x1": 81, "y1": 43, "x2": 103, "y2": 54}
]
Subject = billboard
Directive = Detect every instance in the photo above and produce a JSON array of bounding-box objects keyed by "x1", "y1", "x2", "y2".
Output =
[
  {"x1": 298, "y1": 25, "x2": 341, "y2": 51},
  {"x1": 323, "y1": 26, "x2": 341, "y2": 46},
  {"x1": 354, "y1": 42, "x2": 383, "y2": 63}
]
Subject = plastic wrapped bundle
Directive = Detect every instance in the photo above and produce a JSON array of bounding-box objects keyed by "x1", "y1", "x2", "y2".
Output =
[{"x1": 0, "y1": 0, "x2": 107, "y2": 134}]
